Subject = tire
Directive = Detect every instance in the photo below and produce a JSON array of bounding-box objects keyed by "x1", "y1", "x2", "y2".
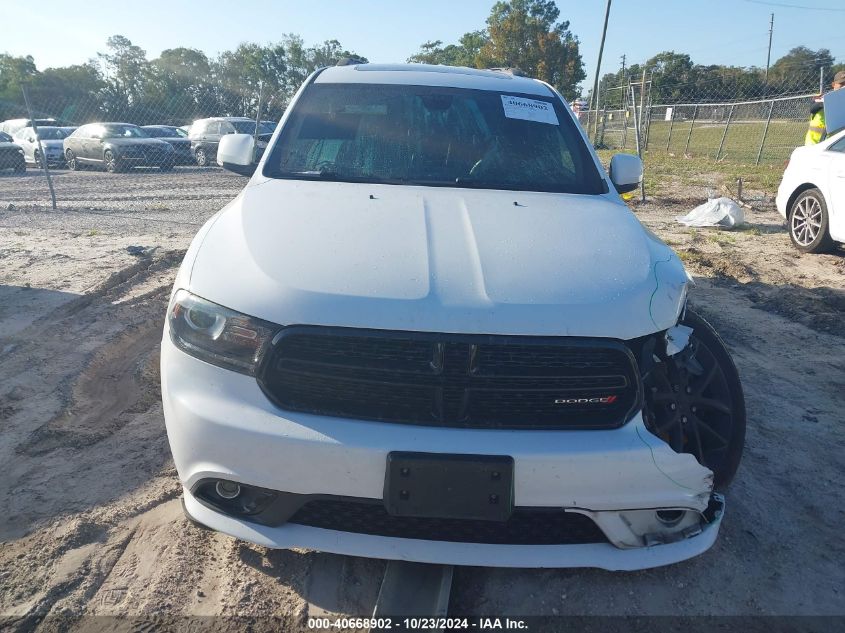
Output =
[
  {"x1": 34, "y1": 150, "x2": 42, "y2": 168},
  {"x1": 104, "y1": 150, "x2": 121, "y2": 173},
  {"x1": 13, "y1": 159, "x2": 25, "y2": 174},
  {"x1": 643, "y1": 309, "x2": 746, "y2": 489},
  {"x1": 194, "y1": 147, "x2": 208, "y2": 167},
  {"x1": 66, "y1": 149, "x2": 78, "y2": 171},
  {"x1": 788, "y1": 188, "x2": 834, "y2": 254}
]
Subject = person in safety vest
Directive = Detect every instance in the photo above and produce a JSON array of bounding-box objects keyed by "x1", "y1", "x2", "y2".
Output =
[{"x1": 805, "y1": 70, "x2": 845, "y2": 145}]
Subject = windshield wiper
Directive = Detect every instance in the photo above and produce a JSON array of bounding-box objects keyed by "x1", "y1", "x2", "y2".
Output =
[{"x1": 286, "y1": 169, "x2": 343, "y2": 179}]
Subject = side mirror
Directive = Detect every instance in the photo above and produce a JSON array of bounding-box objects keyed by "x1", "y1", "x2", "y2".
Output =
[
  {"x1": 609, "y1": 153, "x2": 643, "y2": 194},
  {"x1": 217, "y1": 133, "x2": 256, "y2": 176}
]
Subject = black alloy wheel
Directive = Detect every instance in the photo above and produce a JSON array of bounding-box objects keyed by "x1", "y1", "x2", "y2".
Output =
[
  {"x1": 104, "y1": 149, "x2": 120, "y2": 173},
  {"x1": 643, "y1": 310, "x2": 746, "y2": 489},
  {"x1": 65, "y1": 149, "x2": 78, "y2": 171}
]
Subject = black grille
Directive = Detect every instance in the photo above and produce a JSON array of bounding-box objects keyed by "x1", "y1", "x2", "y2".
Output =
[
  {"x1": 258, "y1": 327, "x2": 641, "y2": 430},
  {"x1": 288, "y1": 499, "x2": 608, "y2": 545}
]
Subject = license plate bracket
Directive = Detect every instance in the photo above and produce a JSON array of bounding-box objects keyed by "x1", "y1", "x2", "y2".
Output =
[{"x1": 384, "y1": 452, "x2": 514, "y2": 522}]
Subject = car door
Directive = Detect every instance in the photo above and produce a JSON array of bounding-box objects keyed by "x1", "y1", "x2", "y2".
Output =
[
  {"x1": 13, "y1": 129, "x2": 34, "y2": 162},
  {"x1": 69, "y1": 125, "x2": 90, "y2": 162},
  {"x1": 206, "y1": 122, "x2": 224, "y2": 153},
  {"x1": 65, "y1": 125, "x2": 85, "y2": 160},
  {"x1": 82, "y1": 125, "x2": 104, "y2": 163},
  {"x1": 825, "y1": 135, "x2": 845, "y2": 242}
]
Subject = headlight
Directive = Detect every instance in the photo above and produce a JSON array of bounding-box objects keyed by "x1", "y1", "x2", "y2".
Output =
[{"x1": 168, "y1": 290, "x2": 279, "y2": 375}]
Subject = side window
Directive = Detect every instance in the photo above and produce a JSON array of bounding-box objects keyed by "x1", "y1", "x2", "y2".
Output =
[
  {"x1": 828, "y1": 136, "x2": 845, "y2": 153},
  {"x1": 207, "y1": 122, "x2": 222, "y2": 135},
  {"x1": 219, "y1": 122, "x2": 235, "y2": 135}
]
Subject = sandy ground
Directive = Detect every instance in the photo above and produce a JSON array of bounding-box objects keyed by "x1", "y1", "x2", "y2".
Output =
[{"x1": 0, "y1": 169, "x2": 843, "y2": 630}]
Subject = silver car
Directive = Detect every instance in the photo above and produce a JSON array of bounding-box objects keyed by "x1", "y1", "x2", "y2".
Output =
[{"x1": 13, "y1": 126, "x2": 70, "y2": 167}]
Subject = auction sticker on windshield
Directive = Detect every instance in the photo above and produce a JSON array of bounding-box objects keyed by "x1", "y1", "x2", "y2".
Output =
[{"x1": 501, "y1": 95, "x2": 559, "y2": 125}]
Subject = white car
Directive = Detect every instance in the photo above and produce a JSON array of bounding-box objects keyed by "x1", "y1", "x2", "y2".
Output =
[
  {"x1": 13, "y1": 126, "x2": 70, "y2": 167},
  {"x1": 162, "y1": 63, "x2": 745, "y2": 570},
  {"x1": 776, "y1": 128, "x2": 845, "y2": 253}
]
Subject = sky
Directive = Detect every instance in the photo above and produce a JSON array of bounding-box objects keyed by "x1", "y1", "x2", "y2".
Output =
[{"x1": 3, "y1": 0, "x2": 845, "y2": 93}]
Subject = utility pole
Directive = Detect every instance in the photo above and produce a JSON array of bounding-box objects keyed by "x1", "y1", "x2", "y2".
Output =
[
  {"x1": 21, "y1": 85, "x2": 56, "y2": 210},
  {"x1": 589, "y1": 0, "x2": 613, "y2": 141},
  {"x1": 638, "y1": 66, "x2": 647, "y2": 141},
  {"x1": 620, "y1": 54, "x2": 627, "y2": 108},
  {"x1": 764, "y1": 13, "x2": 774, "y2": 85}
]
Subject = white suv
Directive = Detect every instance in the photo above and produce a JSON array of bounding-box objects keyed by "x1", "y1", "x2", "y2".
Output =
[{"x1": 162, "y1": 63, "x2": 745, "y2": 570}]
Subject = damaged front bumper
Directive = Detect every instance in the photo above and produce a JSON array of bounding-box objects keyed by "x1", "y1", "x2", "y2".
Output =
[
  {"x1": 182, "y1": 492, "x2": 724, "y2": 570},
  {"x1": 164, "y1": 336, "x2": 723, "y2": 570}
]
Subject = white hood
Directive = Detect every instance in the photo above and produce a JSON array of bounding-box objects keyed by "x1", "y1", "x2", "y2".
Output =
[{"x1": 187, "y1": 179, "x2": 688, "y2": 339}]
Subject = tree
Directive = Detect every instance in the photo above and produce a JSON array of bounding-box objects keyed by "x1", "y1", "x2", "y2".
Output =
[
  {"x1": 0, "y1": 54, "x2": 38, "y2": 119},
  {"x1": 768, "y1": 46, "x2": 835, "y2": 93},
  {"x1": 146, "y1": 48, "x2": 215, "y2": 123},
  {"x1": 96, "y1": 35, "x2": 149, "y2": 119},
  {"x1": 407, "y1": 31, "x2": 488, "y2": 67},
  {"x1": 213, "y1": 42, "x2": 288, "y2": 117},
  {"x1": 478, "y1": 0, "x2": 585, "y2": 99},
  {"x1": 407, "y1": 0, "x2": 585, "y2": 99},
  {"x1": 32, "y1": 64, "x2": 105, "y2": 123}
]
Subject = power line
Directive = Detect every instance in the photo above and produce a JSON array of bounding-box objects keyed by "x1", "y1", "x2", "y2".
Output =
[{"x1": 743, "y1": 0, "x2": 845, "y2": 11}]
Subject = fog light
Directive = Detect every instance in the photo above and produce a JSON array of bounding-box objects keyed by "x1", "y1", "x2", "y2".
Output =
[
  {"x1": 655, "y1": 509, "x2": 685, "y2": 527},
  {"x1": 215, "y1": 480, "x2": 241, "y2": 499}
]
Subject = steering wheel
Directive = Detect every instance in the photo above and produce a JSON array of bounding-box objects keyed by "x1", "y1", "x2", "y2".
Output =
[{"x1": 314, "y1": 160, "x2": 337, "y2": 171}]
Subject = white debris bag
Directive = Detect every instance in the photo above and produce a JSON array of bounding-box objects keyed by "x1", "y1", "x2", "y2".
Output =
[{"x1": 676, "y1": 197, "x2": 745, "y2": 228}]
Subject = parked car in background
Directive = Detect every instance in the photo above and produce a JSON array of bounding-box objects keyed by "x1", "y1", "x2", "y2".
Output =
[
  {"x1": 1, "y1": 118, "x2": 61, "y2": 135},
  {"x1": 63, "y1": 123, "x2": 175, "y2": 172},
  {"x1": 13, "y1": 126, "x2": 70, "y2": 167},
  {"x1": 776, "y1": 127, "x2": 845, "y2": 253},
  {"x1": 141, "y1": 125, "x2": 194, "y2": 165},
  {"x1": 0, "y1": 131, "x2": 26, "y2": 173},
  {"x1": 188, "y1": 117, "x2": 270, "y2": 166}
]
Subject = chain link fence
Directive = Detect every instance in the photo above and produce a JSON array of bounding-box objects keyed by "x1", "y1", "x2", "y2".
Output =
[
  {"x1": 580, "y1": 93, "x2": 814, "y2": 164},
  {"x1": 0, "y1": 83, "x2": 266, "y2": 216},
  {"x1": 577, "y1": 65, "x2": 834, "y2": 164}
]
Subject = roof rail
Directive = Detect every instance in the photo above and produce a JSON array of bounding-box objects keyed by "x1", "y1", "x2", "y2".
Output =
[
  {"x1": 336, "y1": 57, "x2": 367, "y2": 67},
  {"x1": 489, "y1": 67, "x2": 528, "y2": 77}
]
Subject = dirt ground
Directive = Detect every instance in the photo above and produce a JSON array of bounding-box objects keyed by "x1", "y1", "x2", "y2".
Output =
[{"x1": 0, "y1": 168, "x2": 843, "y2": 630}]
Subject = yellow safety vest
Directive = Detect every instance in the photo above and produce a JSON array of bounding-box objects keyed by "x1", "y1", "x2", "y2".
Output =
[{"x1": 805, "y1": 109, "x2": 826, "y2": 145}]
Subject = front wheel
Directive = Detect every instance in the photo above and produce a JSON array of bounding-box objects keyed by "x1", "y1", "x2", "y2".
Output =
[
  {"x1": 34, "y1": 150, "x2": 42, "y2": 168},
  {"x1": 13, "y1": 159, "x2": 25, "y2": 173},
  {"x1": 104, "y1": 150, "x2": 121, "y2": 173},
  {"x1": 788, "y1": 188, "x2": 834, "y2": 254},
  {"x1": 194, "y1": 148, "x2": 209, "y2": 167},
  {"x1": 643, "y1": 309, "x2": 746, "y2": 489},
  {"x1": 66, "y1": 150, "x2": 78, "y2": 171}
]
